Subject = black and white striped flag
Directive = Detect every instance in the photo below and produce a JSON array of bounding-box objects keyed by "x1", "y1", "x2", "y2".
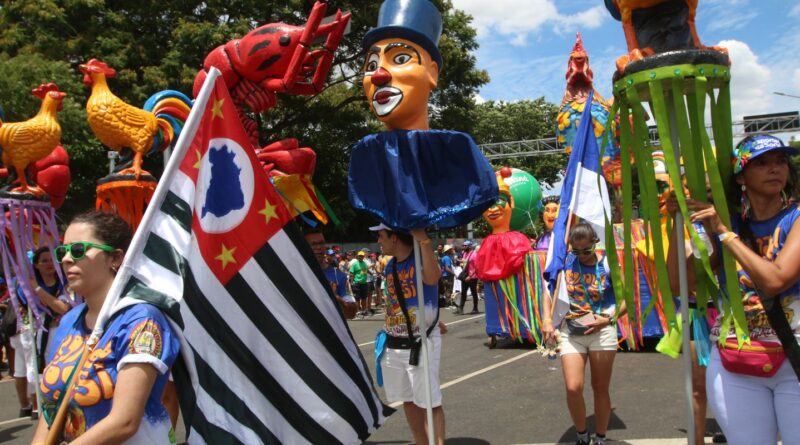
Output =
[{"x1": 100, "y1": 68, "x2": 391, "y2": 444}]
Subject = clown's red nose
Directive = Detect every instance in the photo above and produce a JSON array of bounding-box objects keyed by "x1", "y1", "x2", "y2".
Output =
[{"x1": 370, "y1": 67, "x2": 392, "y2": 86}]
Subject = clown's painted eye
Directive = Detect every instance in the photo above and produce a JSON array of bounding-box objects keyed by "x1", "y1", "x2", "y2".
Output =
[
  {"x1": 393, "y1": 53, "x2": 412, "y2": 65},
  {"x1": 364, "y1": 53, "x2": 379, "y2": 75}
]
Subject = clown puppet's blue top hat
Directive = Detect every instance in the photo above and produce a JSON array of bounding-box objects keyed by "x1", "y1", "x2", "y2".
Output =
[{"x1": 362, "y1": 0, "x2": 444, "y2": 68}]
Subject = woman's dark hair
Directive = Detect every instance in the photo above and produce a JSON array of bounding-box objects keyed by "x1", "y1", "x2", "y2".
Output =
[
  {"x1": 569, "y1": 221, "x2": 598, "y2": 244},
  {"x1": 32, "y1": 246, "x2": 62, "y2": 287},
  {"x1": 386, "y1": 229, "x2": 414, "y2": 247},
  {"x1": 32, "y1": 246, "x2": 50, "y2": 265},
  {"x1": 70, "y1": 210, "x2": 132, "y2": 252},
  {"x1": 542, "y1": 195, "x2": 560, "y2": 207}
]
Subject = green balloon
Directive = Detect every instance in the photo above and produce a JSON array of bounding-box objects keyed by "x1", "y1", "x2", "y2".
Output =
[{"x1": 507, "y1": 168, "x2": 542, "y2": 231}]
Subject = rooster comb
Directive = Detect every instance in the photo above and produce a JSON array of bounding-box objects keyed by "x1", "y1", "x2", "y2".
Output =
[
  {"x1": 571, "y1": 32, "x2": 586, "y2": 55},
  {"x1": 32, "y1": 83, "x2": 63, "y2": 99},
  {"x1": 82, "y1": 59, "x2": 116, "y2": 77}
]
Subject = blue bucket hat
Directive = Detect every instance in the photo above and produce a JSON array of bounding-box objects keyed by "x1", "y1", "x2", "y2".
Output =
[
  {"x1": 733, "y1": 134, "x2": 799, "y2": 175},
  {"x1": 362, "y1": 0, "x2": 444, "y2": 69}
]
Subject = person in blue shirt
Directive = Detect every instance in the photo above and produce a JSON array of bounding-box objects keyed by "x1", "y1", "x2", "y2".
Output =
[
  {"x1": 679, "y1": 134, "x2": 800, "y2": 444},
  {"x1": 304, "y1": 231, "x2": 357, "y2": 319},
  {"x1": 542, "y1": 222, "x2": 625, "y2": 445},
  {"x1": 32, "y1": 211, "x2": 179, "y2": 445},
  {"x1": 439, "y1": 245, "x2": 455, "y2": 307},
  {"x1": 372, "y1": 222, "x2": 446, "y2": 445}
]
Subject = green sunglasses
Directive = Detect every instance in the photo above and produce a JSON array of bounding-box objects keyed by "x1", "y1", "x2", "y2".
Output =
[
  {"x1": 55, "y1": 242, "x2": 115, "y2": 263},
  {"x1": 494, "y1": 194, "x2": 510, "y2": 207},
  {"x1": 570, "y1": 244, "x2": 596, "y2": 256}
]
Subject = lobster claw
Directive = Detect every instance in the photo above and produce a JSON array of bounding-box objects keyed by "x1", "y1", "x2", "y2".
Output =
[
  {"x1": 256, "y1": 138, "x2": 316, "y2": 176},
  {"x1": 263, "y1": 4, "x2": 351, "y2": 95}
]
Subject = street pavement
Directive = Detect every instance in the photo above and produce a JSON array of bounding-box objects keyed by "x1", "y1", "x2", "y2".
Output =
[{"x1": 0, "y1": 300, "x2": 725, "y2": 444}]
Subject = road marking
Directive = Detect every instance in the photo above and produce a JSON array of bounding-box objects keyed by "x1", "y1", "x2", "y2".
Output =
[
  {"x1": 388, "y1": 349, "x2": 539, "y2": 408},
  {"x1": 357, "y1": 314, "x2": 484, "y2": 347},
  {"x1": 0, "y1": 416, "x2": 33, "y2": 427}
]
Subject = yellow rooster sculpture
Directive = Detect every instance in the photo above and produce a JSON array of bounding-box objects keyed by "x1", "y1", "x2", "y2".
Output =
[
  {"x1": 80, "y1": 58, "x2": 191, "y2": 179},
  {"x1": 0, "y1": 83, "x2": 67, "y2": 196}
]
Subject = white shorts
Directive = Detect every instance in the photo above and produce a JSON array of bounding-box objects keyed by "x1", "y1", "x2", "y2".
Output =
[
  {"x1": 558, "y1": 324, "x2": 618, "y2": 355},
  {"x1": 381, "y1": 334, "x2": 442, "y2": 408},
  {"x1": 10, "y1": 331, "x2": 36, "y2": 391}
]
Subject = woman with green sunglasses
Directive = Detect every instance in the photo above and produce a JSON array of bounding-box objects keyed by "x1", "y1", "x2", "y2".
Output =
[
  {"x1": 31, "y1": 211, "x2": 180, "y2": 445},
  {"x1": 542, "y1": 222, "x2": 625, "y2": 445}
]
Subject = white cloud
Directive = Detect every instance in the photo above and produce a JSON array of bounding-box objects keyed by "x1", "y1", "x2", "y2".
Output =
[
  {"x1": 790, "y1": 3, "x2": 800, "y2": 18},
  {"x1": 474, "y1": 93, "x2": 486, "y2": 104},
  {"x1": 452, "y1": 0, "x2": 606, "y2": 45},
  {"x1": 718, "y1": 39, "x2": 773, "y2": 119},
  {"x1": 715, "y1": 40, "x2": 800, "y2": 142}
]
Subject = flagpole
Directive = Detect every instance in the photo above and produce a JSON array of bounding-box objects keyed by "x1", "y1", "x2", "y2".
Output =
[
  {"x1": 549, "y1": 158, "x2": 582, "y2": 324},
  {"x1": 666, "y1": 89, "x2": 695, "y2": 445},
  {"x1": 549, "y1": 211, "x2": 576, "y2": 322},
  {"x1": 413, "y1": 239, "x2": 435, "y2": 445},
  {"x1": 90, "y1": 68, "x2": 221, "y2": 342},
  {"x1": 30, "y1": 305, "x2": 44, "y2": 419}
]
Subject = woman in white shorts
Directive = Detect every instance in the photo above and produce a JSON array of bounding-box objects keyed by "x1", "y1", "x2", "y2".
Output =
[{"x1": 543, "y1": 222, "x2": 625, "y2": 445}]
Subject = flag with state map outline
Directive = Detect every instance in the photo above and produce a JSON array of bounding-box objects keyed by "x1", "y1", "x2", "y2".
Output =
[{"x1": 111, "y1": 71, "x2": 391, "y2": 444}]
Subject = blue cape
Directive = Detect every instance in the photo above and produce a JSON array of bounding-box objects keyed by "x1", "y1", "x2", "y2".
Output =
[{"x1": 348, "y1": 129, "x2": 498, "y2": 230}]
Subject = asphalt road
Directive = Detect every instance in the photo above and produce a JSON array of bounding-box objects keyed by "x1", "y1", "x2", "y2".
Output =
[{"x1": 0, "y1": 300, "x2": 723, "y2": 444}]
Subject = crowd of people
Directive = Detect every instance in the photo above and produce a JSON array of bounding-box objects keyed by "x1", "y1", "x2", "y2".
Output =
[
  {"x1": 1, "y1": 135, "x2": 799, "y2": 445},
  {"x1": 305, "y1": 238, "x2": 486, "y2": 322}
]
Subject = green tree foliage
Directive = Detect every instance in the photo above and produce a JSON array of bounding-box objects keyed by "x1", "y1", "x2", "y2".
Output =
[
  {"x1": 471, "y1": 98, "x2": 565, "y2": 189},
  {"x1": 0, "y1": 0, "x2": 488, "y2": 240}
]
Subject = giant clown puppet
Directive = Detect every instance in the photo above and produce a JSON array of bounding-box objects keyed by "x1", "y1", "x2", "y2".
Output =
[
  {"x1": 348, "y1": 0, "x2": 497, "y2": 231},
  {"x1": 475, "y1": 168, "x2": 548, "y2": 346}
]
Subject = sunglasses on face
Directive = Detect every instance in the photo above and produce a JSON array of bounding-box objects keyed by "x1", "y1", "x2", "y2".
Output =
[
  {"x1": 494, "y1": 194, "x2": 510, "y2": 207},
  {"x1": 55, "y1": 242, "x2": 115, "y2": 263},
  {"x1": 570, "y1": 244, "x2": 596, "y2": 255}
]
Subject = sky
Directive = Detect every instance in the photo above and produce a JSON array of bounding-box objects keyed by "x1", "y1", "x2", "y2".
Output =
[{"x1": 451, "y1": 0, "x2": 800, "y2": 137}]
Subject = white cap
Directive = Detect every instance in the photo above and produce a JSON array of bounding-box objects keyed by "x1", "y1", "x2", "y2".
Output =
[{"x1": 369, "y1": 222, "x2": 391, "y2": 232}]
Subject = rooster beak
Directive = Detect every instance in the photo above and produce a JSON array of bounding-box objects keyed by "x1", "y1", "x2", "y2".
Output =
[{"x1": 78, "y1": 64, "x2": 88, "y2": 73}]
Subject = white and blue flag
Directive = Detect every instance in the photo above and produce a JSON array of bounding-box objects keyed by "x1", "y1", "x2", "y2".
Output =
[{"x1": 545, "y1": 94, "x2": 611, "y2": 326}]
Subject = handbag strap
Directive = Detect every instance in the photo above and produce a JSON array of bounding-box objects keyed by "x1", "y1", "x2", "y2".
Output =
[
  {"x1": 391, "y1": 260, "x2": 417, "y2": 343},
  {"x1": 761, "y1": 295, "x2": 800, "y2": 381}
]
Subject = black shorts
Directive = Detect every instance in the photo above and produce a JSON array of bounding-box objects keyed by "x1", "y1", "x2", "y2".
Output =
[{"x1": 353, "y1": 283, "x2": 369, "y2": 300}]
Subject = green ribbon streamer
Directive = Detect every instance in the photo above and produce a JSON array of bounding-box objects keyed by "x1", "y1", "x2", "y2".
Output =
[
  {"x1": 611, "y1": 63, "x2": 747, "y2": 344},
  {"x1": 599, "y1": 102, "x2": 634, "y2": 331},
  {"x1": 315, "y1": 187, "x2": 342, "y2": 226}
]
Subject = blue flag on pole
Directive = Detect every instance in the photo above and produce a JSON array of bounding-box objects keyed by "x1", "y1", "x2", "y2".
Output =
[{"x1": 544, "y1": 94, "x2": 611, "y2": 322}]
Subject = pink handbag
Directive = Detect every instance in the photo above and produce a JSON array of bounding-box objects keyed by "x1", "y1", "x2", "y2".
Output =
[{"x1": 719, "y1": 339, "x2": 785, "y2": 378}]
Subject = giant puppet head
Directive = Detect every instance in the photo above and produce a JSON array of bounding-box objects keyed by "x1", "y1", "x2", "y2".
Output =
[
  {"x1": 483, "y1": 168, "x2": 514, "y2": 234},
  {"x1": 541, "y1": 195, "x2": 560, "y2": 232},
  {"x1": 362, "y1": 0, "x2": 442, "y2": 131}
]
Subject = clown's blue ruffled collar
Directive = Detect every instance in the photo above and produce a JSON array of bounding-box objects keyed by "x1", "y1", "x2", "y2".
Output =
[{"x1": 348, "y1": 129, "x2": 498, "y2": 230}]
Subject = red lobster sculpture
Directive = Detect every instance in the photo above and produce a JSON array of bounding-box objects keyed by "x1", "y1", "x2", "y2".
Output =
[{"x1": 193, "y1": 1, "x2": 350, "y2": 178}]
